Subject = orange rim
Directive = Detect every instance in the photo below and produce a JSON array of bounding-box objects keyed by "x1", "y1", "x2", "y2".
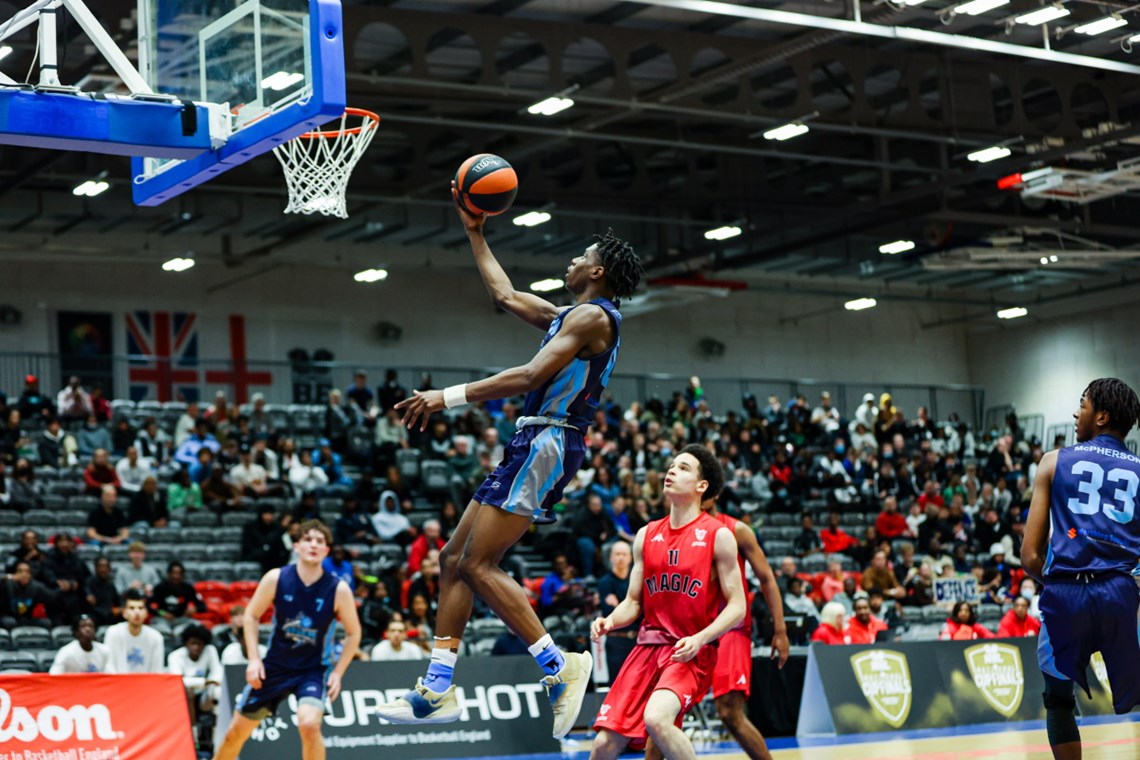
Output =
[{"x1": 297, "y1": 107, "x2": 381, "y2": 139}]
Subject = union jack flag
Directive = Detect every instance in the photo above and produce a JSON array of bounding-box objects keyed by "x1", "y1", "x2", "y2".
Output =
[{"x1": 126, "y1": 311, "x2": 200, "y2": 402}]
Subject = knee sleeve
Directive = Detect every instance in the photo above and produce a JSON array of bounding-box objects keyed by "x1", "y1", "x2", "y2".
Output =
[{"x1": 1042, "y1": 689, "x2": 1079, "y2": 746}]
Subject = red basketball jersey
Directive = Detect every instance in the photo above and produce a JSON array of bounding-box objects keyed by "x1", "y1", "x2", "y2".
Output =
[
  {"x1": 640, "y1": 512, "x2": 727, "y2": 641},
  {"x1": 712, "y1": 512, "x2": 752, "y2": 634}
]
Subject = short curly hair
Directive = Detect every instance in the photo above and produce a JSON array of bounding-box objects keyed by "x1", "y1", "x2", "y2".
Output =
[
  {"x1": 593, "y1": 228, "x2": 644, "y2": 305},
  {"x1": 1084, "y1": 378, "x2": 1140, "y2": 436}
]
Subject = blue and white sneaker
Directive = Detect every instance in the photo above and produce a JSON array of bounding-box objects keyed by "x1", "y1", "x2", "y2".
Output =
[
  {"x1": 541, "y1": 651, "x2": 593, "y2": 739},
  {"x1": 373, "y1": 678, "x2": 461, "y2": 724}
]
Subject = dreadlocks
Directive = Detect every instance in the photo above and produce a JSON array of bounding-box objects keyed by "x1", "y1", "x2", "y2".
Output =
[
  {"x1": 594, "y1": 228, "x2": 644, "y2": 305},
  {"x1": 1084, "y1": 378, "x2": 1140, "y2": 436}
]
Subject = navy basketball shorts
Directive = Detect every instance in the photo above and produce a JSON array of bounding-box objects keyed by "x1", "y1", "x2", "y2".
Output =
[
  {"x1": 238, "y1": 667, "x2": 328, "y2": 720},
  {"x1": 1037, "y1": 573, "x2": 1140, "y2": 715},
  {"x1": 472, "y1": 424, "x2": 586, "y2": 525}
]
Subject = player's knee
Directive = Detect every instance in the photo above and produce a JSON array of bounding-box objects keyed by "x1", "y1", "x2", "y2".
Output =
[
  {"x1": 716, "y1": 700, "x2": 742, "y2": 730},
  {"x1": 643, "y1": 707, "x2": 673, "y2": 738},
  {"x1": 439, "y1": 544, "x2": 461, "y2": 578},
  {"x1": 456, "y1": 552, "x2": 487, "y2": 587},
  {"x1": 296, "y1": 713, "x2": 323, "y2": 739},
  {"x1": 589, "y1": 729, "x2": 623, "y2": 759}
]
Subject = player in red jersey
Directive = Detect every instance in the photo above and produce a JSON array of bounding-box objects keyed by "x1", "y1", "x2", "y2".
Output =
[
  {"x1": 589, "y1": 445, "x2": 746, "y2": 760},
  {"x1": 646, "y1": 498, "x2": 790, "y2": 760}
]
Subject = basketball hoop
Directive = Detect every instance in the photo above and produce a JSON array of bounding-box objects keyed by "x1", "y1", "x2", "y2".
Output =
[{"x1": 272, "y1": 108, "x2": 380, "y2": 219}]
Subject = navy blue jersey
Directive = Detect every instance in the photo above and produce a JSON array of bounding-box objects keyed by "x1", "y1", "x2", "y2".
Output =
[
  {"x1": 1045, "y1": 434, "x2": 1140, "y2": 577},
  {"x1": 522, "y1": 297, "x2": 621, "y2": 434},
  {"x1": 263, "y1": 564, "x2": 340, "y2": 673}
]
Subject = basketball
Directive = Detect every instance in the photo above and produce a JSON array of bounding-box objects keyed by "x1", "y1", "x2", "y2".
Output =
[{"x1": 454, "y1": 153, "x2": 518, "y2": 216}]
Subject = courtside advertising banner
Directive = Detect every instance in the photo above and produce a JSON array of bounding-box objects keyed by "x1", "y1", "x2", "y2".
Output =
[
  {"x1": 220, "y1": 656, "x2": 561, "y2": 759},
  {"x1": 0, "y1": 673, "x2": 195, "y2": 759}
]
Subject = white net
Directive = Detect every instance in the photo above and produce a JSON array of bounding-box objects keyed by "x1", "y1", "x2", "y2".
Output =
[{"x1": 272, "y1": 109, "x2": 380, "y2": 218}]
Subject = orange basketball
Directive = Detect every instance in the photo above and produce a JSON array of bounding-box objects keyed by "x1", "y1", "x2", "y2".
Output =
[{"x1": 454, "y1": 153, "x2": 518, "y2": 216}]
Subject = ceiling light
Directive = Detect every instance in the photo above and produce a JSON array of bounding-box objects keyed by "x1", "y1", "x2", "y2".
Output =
[
  {"x1": 1049, "y1": 254, "x2": 1058, "y2": 262},
  {"x1": 996, "y1": 306, "x2": 1028, "y2": 319},
  {"x1": 902, "y1": 0, "x2": 930, "y2": 5},
  {"x1": 530, "y1": 278, "x2": 563, "y2": 292},
  {"x1": 1074, "y1": 15, "x2": 1126, "y2": 35},
  {"x1": 161, "y1": 257, "x2": 195, "y2": 272},
  {"x1": 1130, "y1": 32, "x2": 1140, "y2": 43},
  {"x1": 879, "y1": 240, "x2": 915, "y2": 255},
  {"x1": 762, "y1": 123, "x2": 809, "y2": 141},
  {"x1": 704, "y1": 225, "x2": 743, "y2": 241},
  {"x1": 261, "y1": 71, "x2": 304, "y2": 91},
  {"x1": 353, "y1": 268, "x2": 388, "y2": 283},
  {"x1": 0, "y1": 45, "x2": 12, "y2": 61},
  {"x1": 845, "y1": 297, "x2": 877, "y2": 311},
  {"x1": 967, "y1": 146, "x2": 1012, "y2": 163},
  {"x1": 954, "y1": 0, "x2": 1010, "y2": 15},
  {"x1": 1014, "y1": 5, "x2": 1070, "y2": 25},
  {"x1": 513, "y1": 211, "x2": 552, "y2": 227},
  {"x1": 527, "y1": 97, "x2": 574, "y2": 116},
  {"x1": 72, "y1": 180, "x2": 110, "y2": 197}
]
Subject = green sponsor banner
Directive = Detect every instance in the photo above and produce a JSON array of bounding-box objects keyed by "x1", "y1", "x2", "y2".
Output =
[{"x1": 797, "y1": 638, "x2": 1119, "y2": 736}]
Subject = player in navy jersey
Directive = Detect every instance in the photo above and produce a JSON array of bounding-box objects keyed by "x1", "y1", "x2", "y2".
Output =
[
  {"x1": 213, "y1": 520, "x2": 361, "y2": 760},
  {"x1": 375, "y1": 187, "x2": 644, "y2": 739},
  {"x1": 1022, "y1": 378, "x2": 1140, "y2": 760}
]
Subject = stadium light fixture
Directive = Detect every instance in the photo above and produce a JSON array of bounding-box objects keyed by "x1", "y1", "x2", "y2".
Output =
[
  {"x1": 1074, "y1": 15, "x2": 1126, "y2": 35},
  {"x1": 845, "y1": 297, "x2": 878, "y2": 311},
  {"x1": 1014, "y1": 5, "x2": 1070, "y2": 25},
  {"x1": 879, "y1": 240, "x2": 915, "y2": 255},
  {"x1": 161, "y1": 257, "x2": 195, "y2": 272},
  {"x1": 996, "y1": 306, "x2": 1028, "y2": 319},
  {"x1": 353, "y1": 268, "x2": 388, "y2": 283},
  {"x1": 762, "y1": 123, "x2": 810, "y2": 141},
  {"x1": 513, "y1": 211, "x2": 552, "y2": 227},
  {"x1": 967, "y1": 146, "x2": 1012, "y2": 163},
  {"x1": 954, "y1": 0, "x2": 1010, "y2": 15},
  {"x1": 530, "y1": 278, "x2": 564, "y2": 292},
  {"x1": 704, "y1": 225, "x2": 743, "y2": 241},
  {"x1": 527, "y1": 97, "x2": 575, "y2": 116},
  {"x1": 72, "y1": 179, "x2": 110, "y2": 197}
]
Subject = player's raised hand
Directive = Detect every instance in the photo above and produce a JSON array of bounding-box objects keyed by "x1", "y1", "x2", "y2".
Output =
[
  {"x1": 395, "y1": 389, "x2": 445, "y2": 432},
  {"x1": 451, "y1": 183, "x2": 486, "y2": 234},
  {"x1": 246, "y1": 658, "x2": 265, "y2": 690},
  {"x1": 590, "y1": 617, "x2": 612, "y2": 641},
  {"x1": 671, "y1": 635, "x2": 702, "y2": 663},
  {"x1": 771, "y1": 630, "x2": 790, "y2": 669},
  {"x1": 327, "y1": 671, "x2": 343, "y2": 702}
]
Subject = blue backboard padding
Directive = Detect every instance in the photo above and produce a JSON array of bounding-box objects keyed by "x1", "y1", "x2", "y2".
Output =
[
  {"x1": 0, "y1": 90, "x2": 213, "y2": 159},
  {"x1": 131, "y1": 0, "x2": 346, "y2": 206}
]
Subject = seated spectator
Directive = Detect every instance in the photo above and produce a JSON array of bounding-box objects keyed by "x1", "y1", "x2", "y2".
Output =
[
  {"x1": 241, "y1": 505, "x2": 290, "y2": 574},
  {"x1": 213, "y1": 605, "x2": 246, "y2": 652},
  {"x1": 845, "y1": 597, "x2": 888, "y2": 644},
  {"x1": 335, "y1": 497, "x2": 380, "y2": 547},
  {"x1": 360, "y1": 582, "x2": 400, "y2": 641},
  {"x1": 904, "y1": 563, "x2": 935, "y2": 607},
  {"x1": 86, "y1": 485, "x2": 129, "y2": 546},
  {"x1": 76, "y1": 416, "x2": 113, "y2": 459},
  {"x1": 784, "y1": 576, "x2": 820, "y2": 632},
  {"x1": 407, "y1": 551, "x2": 440, "y2": 607},
  {"x1": 371, "y1": 491, "x2": 413, "y2": 545},
  {"x1": 313, "y1": 439, "x2": 352, "y2": 488},
  {"x1": 405, "y1": 593, "x2": 435, "y2": 651},
  {"x1": 0, "y1": 410, "x2": 27, "y2": 466},
  {"x1": 862, "y1": 550, "x2": 905, "y2": 602},
  {"x1": 134, "y1": 417, "x2": 172, "y2": 467},
  {"x1": 984, "y1": 543, "x2": 1013, "y2": 589},
  {"x1": 167, "y1": 468, "x2": 204, "y2": 523},
  {"x1": 221, "y1": 636, "x2": 267, "y2": 666},
  {"x1": 229, "y1": 443, "x2": 285, "y2": 499},
  {"x1": 37, "y1": 417, "x2": 72, "y2": 468},
  {"x1": 323, "y1": 390, "x2": 353, "y2": 452},
  {"x1": 5, "y1": 457, "x2": 43, "y2": 512},
  {"x1": 997, "y1": 596, "x2": 1041, "y2": 638},
  {"x1": 168, "y1": 623, "x2": 223, "y2": 729},
  {"x1": 110, "y1": 417, "x2": 135, "y2": 458},
  {"x1": 175, "y1": 419, "x2": 220, "y2": 468},
  {"x1": 7, "y1": 529, "x2": 53, "y2": 584},
  {"x1": 793, "y1": 513, "x2": 822, "y2": 557},
  {"x1": 775, "y1": 556, "x2": 799, "y2": 595},
  {"x1": 174, "y1": 401, "x2": 200, "y2": 448},
  {"x1": 0, "y1": 559, "x2": 55, "y2": 630},
  {"x1": 83, "y1": 449, "x2": 120, "y2": 495},
  {"x1": 831, "y1": 576, "x2": 861, "y2": 614},
  {"x1": 188, "y1": 447, "x2": 214, "y2": 486},
  {"x1": 868, "y1": 588, "x2": 903, "y2": 630},
  {"x1": 128, "y1": 477, "x2": 171, "y2": 528},
  {"x1": 17, "y1": 375, "x2": 53, "y2": 422},
  {"x1": 289, "y1": 448, "x2": 329, "y2": 499},
  {"x1": 370, "y1": 619, "x2": 424, "y2": 661},
  {"x1": 105, "y1": 589, "x2": 165, "y2": 673},
  {"x1": 810, "y1": 602, "x2": 849, "y2": 645},
  {"x1": 50, "y1": 614, "x2": 109, "y2": 673},
  {"x1": 56, "y1": 376, "x2": 93, "y2": 421},
  {"x1": 820, "y1": 511, "x2": 859, "y2": 555},
  {"x1": 85, "y1": 557, "x2": 121, "y2": 625},
  {"x1": 939, "y1": 601, "x2": 994, "y2": 640},
  {"x1": 150, "y1": 561, "x2": 205, "y2": 625},
  {"x1": 572, "y1": 494, "x2": 611, "y2": 578},
  {"x1": 373, "y1": 407, "x2": 408, "y2": 468},
  {"x1": 323, "y1": 544, "x2": 357, "y2": 590},
  {"x1": 875, "y1": 496, "x2": 907, "y2": 540},
  {"x1": 114, "y1": 541, "x2": 161, "y2": 596},
  {"x1": 407, "y1": 519, "x2": 445, "y2": 574},
  {"x1": 202, "y1": 466, "x2": 242, "y2": 512},
  {"x1": 819, "y1": 560, "x2": 846, "y2": 602},
  {"x1": 447, "y1": 436, "x2": 483, "y2": 504},
  {"x1": 251, "y1": 437, "x2": 281, "y2": 481},
  {"x1": 45, "y1": 532, "x2": 89, "y2": 625},
  {"x1": 115, "y1": 446, "x2": 152, "y2": 494}
]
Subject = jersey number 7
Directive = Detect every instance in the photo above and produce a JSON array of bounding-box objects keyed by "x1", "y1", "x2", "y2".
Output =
[{"x1": 1067, "y1": 461, "x2": 1139, "y2": 524}]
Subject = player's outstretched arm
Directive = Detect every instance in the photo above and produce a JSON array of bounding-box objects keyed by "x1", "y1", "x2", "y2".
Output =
[
  {"x1": 1021, "y1": 449, "x2": 1058, "y2": 583},
  {"x1": 452, "y1": 185, "x2": 562, "y2": 330},
  {"x1": 328, "y1": 580, "x2": 362, "y2": 702},
  {"x1": 592, "y1": 528, "x2": 646, "y2": 640},
  {"x1": 395, "y1": 305, "x2": 611, "y2": 431},
  {"x1": 737, "y1": 523, "x2": 789, "y2": 668},
  {"x1": 673, "y1": 527, "x2": 744, "y2": 663},
  {"x1": 242, "y1": 568, "x2": 280, "y2": 690}
]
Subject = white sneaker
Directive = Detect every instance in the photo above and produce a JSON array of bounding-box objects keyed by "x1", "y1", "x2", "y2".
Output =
[
  {"x1": 541, "y1": 651, "x2": 593, "y2": 739},
  {"x1": 373, "y1": 678, "x2": 461, "y2": 724}
]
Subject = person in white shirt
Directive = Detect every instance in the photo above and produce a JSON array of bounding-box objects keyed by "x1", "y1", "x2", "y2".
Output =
[
  {"x1": 221, "y1": 639, "x2": 268, "y2": 665},
  {"x1": 174, "y1": 402, "x2": 200, "y2": 448},
  {"x1": 168, "y1": 623, "x2": 224, "y2": 725},
  {"x1": 849, "y1": 392, "x2": 878, "y2": 435},
  {"x1": 370, "y1": 619, "x2": 425, "y2": 661},
  {"x1": 50, "y1": 614, "x2": 109, "y2": 674},
  {"x1": 114, "y1": 446, "x2": 153, "y2": 494},
  {"x1": 104, "y1": 589, "x2": 166, "y2": 673},
  {"x1": 811, "y1": 391, "x2": 841, "y2": 436},
  {"x1": 288, "y1": 449, "x2": 329, "y2": 498},
  {"x1": 371, "y1": 490, "x2": 412, "y2": 542},
  {"x1": 229, "y1": 445, "x2": 278, "y2": 498}
]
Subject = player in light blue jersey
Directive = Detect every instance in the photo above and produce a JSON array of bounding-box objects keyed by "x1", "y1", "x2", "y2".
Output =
[
  {"x1": 1022, "y1": 378, "x2": 1140, "y2": 760},
  {"x1": 375, "y1": 187, "x2": 643, "y2": 739}
]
